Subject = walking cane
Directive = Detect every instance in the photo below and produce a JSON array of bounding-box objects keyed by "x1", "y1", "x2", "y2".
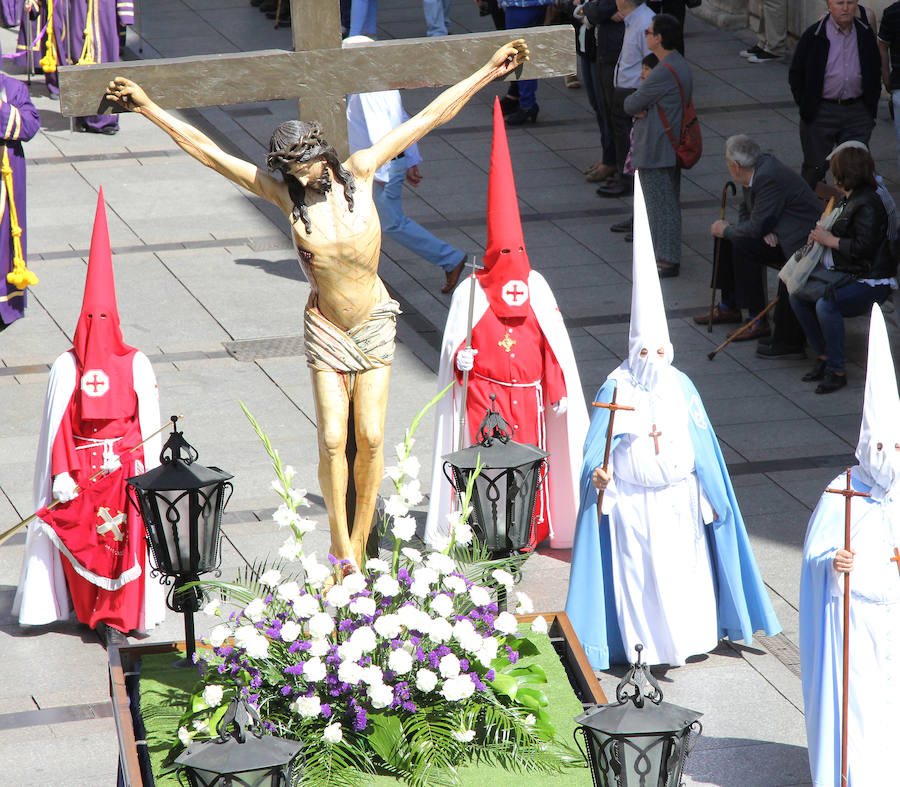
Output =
[
  {"x1": 456, "y1": 256, "x2": 481, "y2": 451},
  {"x1": 707, "y1": 297, "x2": 778, "y2": 361},
  {"x1": 0, "y1": 417, "x2": 181, "y2": 547},
  {"x1": 591, "y1": 389, "x2": 633, "y2": 525},
  {"x1": 709, "y1": 181, "x2": 736, "y2": 333},
  {"x1": 824, "y1": 469, "x2": 870, "y2": 786}
]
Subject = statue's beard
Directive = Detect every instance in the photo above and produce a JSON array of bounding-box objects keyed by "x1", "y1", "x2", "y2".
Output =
[{"x1": 308, "y1": 168, "x2": 332, "y2": 194}]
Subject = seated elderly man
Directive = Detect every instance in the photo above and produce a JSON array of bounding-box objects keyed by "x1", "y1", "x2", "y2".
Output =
[{"x1": 694, "y1": 134, "x2": 821, "y2": 359}]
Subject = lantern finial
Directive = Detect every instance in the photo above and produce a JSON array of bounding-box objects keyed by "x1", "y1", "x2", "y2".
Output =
[{"x1": 616, "y1": 643, "x2": 663, "y2": 708}]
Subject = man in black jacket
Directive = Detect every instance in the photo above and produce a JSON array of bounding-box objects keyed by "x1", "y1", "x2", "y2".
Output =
[
  {"x1": 788, "y1": 0, "x2": 881, "y2": 187},
  {"x1": 694, "y1": 135, "x2": 821, "y2": 359}
]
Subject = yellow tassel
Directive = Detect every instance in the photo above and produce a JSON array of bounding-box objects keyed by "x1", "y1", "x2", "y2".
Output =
[
  {"x1": 77, "y1": 0, "x2": 97, "y2": 66},
  {"x1": 38, "y1": 0, "x2": 58, "y2": 74},
  {"x1": 3, "y1": 148, "x2": 37, "y2": 290}
]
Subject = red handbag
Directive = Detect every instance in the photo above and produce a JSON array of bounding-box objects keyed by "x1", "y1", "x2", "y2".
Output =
[{"x1": 656, "y1": 61, "x2": 702, "y2": 169}]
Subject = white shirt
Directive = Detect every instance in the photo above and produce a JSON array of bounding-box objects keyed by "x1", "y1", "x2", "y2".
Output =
[
  {"x1": 615, "y1": 4, "x2": 655, "y2": 90},
  {"x1": 346, "y1": 90, "x2": 423, "y2": 184}
]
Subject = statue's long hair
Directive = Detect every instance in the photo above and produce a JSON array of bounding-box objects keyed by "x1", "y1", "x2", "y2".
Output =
[{"x1": 266, "y1": 121, "x2": 356, "y2": 234}]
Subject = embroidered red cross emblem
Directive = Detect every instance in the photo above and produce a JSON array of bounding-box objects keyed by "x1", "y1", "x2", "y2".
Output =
[
  {"x1": 80, "y1": 369, "x2": 109, "y2": 397},
  {"x1": 502, "y1": 280, "x2": 528, "y2": 306}
]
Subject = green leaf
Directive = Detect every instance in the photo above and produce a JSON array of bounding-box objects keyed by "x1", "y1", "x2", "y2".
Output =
[
  {"x1": 367, "y1": 714, "x2": 408, "y2": 771},
  {"x1": 509, "y1": 663, "x2": 548, "y2": 684},
  {"x1": 508, "y1": 636, "x2": 540, "y2": 658},
  {"x1": 513, "y1": 686, "x2": 549, "y2": 709},
  {"x1": 488, "y1": 672, "x2": 518, "y2": 701}
]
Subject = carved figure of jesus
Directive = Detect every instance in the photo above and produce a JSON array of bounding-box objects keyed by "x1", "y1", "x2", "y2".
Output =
[{"x1": 106, "y1": 40, "x2": 529, "y2": 569}]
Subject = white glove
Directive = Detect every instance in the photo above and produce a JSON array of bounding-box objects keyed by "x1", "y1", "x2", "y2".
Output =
[
  {"x1": 456, "y1": 348, "x2": 478, "y2": 372},
  {"x1": 551, "y1": 397, "x2": 568, "y2": 415},
  {"x1": 52, "y1": 472, "x2": 79, "y2": 503}
]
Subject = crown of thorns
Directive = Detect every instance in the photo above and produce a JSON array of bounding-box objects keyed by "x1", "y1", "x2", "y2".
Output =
[{"x1": 266, "y1": 123, "x2": 329, "y2": 170}]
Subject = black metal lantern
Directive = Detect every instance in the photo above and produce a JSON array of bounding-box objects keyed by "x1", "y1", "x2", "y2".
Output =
[
  {"x1": 574, "y1": 645, "x2": 702, "y2": 787},
  {"x1": 127, "y1": 416, "x2": 233, "y2": 664},
  {"x1": 176, "y1": 693, "x2": 303, "y2": 787},
  {"x1": 442, "y1": 397, "x2": 547, "y2": 556}
]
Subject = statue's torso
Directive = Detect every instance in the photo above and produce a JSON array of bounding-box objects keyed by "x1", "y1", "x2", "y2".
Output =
[{"x1": 291, "y1": 177, "x2": 389, "y2": 331}]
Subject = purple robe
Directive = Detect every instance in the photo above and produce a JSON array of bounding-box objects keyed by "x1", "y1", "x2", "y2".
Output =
[
  {"x1": 15, "y1": 0, "x2": 132, "y2": 132},
  {"x1": 1, "y1": 0, "x2": 20, "y2": 27},
  {"x1": 0, "y1": 74, "x2": 40, "y2": 327}
]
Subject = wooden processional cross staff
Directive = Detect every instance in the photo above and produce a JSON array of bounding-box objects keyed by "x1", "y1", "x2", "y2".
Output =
[
  {"x1": 591, "y1": 390, "x2": 634, "y2": 525},
  {"x1": 823, "y1": 467, "x2": 871, "y2": 787},
  {"x1": 54, "y1": 0, "x2": 573, "y2": 158}
]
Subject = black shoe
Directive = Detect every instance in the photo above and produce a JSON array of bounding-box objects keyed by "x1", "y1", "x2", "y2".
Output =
[
  {"x1": 499, "y1": 94, "x2": 519, "y2": 115},
  {"x1": 96, "y1": 622, "x2": 128, "y2": 648},
  {"x1": 505, "y1": 104, "x2": 538, "y2": 126},
  {"x1": 748, "y1": 49, "x2": 780, "y2": 63},
  {"x1": 757, "y1": 335, "x2": 773, "y2": 347},
  {"x1": 596, "y1": 179, "x2": 627, "y2": 197},
  {"x1": 624, "y1": 232, "x2": 633, "y2": 243},
  {"x1": 739, "y1": 44, "x2": 763, "y2": 58},
  {"x1": 802, "y1": 359, "x2": 827, "y2": 382},
  {"x1": 756, "y1": 343, "x2": 806, "y2": 360},
  {"x1": 657, "y1": 262, "x2": 680, "y2": 278},
  {"x1": 610, "y1": 216, "x2": 633, "y2": 233},
  {"x1": 815, "y1": 372, "x2": 847, "y2": 394}
]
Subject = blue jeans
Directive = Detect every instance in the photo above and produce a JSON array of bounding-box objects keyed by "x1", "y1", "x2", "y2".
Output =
[
  {"x1": 789, "y1": 280, "x2": 891, "y2": 373},
  {"x1": 349, "y1": 0, "x2": 376, "y2": 36},
  {"x1": 423, "y1": 0, "x2": 452, "y2": 35},
  {"x1": 373, "y1": 157, "x2": 465, "y2": 272},
  {"x1": 503, "y1": 5, "x2": 547, "y2": 108}
]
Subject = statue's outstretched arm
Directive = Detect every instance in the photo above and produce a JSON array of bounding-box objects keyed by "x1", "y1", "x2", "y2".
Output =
[
  {"x1": 106, "y1": 77, "x2": 289, "y2": 213},
  {"x1": 355, "y1": 39, "x2": 529, "y2": 176}
]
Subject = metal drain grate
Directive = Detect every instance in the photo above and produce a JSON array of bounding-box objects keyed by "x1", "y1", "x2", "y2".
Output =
[
  {"x1": 223, "y1": 335, "x2": 306, "y2": 362},
  {"x1": 755, "y1": 632, "x2": 802, "y2": 678}
]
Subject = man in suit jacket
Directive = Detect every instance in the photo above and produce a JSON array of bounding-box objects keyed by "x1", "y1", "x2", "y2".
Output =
[
  {"x1": 694, "y1": 134, "x2": 822, "y2": 359},
  {"x1": 788, "y1": 0, "x2": 881, "y2": 187}
]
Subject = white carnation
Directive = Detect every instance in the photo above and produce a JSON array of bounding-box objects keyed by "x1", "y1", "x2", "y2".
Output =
[
  {"x1": 243, "y1": 598, "x2": 267, "y2": 623},
  {"x1": 276, "y1": 581, "x2": 303, "y2": 605},
  {"x1": 307, "y1": 637, "x2": 329, "y2": 657},
  {"x1": 326, "y1": 584, "x2": 352, "y2": 609},
  {"x1": 413, "y1": 566, "x2": 439, "y2": 587},
  {"x1": 491, "y1": 569, "x2": 515, "y2": 588},
  {"x1": 370, "y1": 682, "x2": 394, "y2": 709},
  {"x1": 388, "y1": 648, "x2": 414, "y2": 675},
  {"x1": 391, "y1": 516, "x2": 417, "y2": 541},
  {"x1": 362, "y1": 664, "x2": 384, "y2": 685},
  {"x1": 292, "y1": 593, "x2": 320, "y2": 619},
  {"x1": 531, "y1": 615, "x2": 549, "y2": 634},
  {"x1": 430, "y1": 593, "x2": 454, "y2": 618},
  {"x1": 366, "y1": 558, "x2": 391, "y2": 573},
  {"x1": 338, "y1": 660, "x2": 364, "y2": 685},
  {"x1": 452, "y1": 520, "x2": 473, "y2": 546},
  {"x1": 278, "y1": 535, "x2": 302, "y2": 561},
  {"x1": 338, "y1": 639, "x2": 363, "y2": 664},
  {"x1": 291, "y1": 695, "x2": 321, "y2": 718},
  {"x1": 442, "y1": 574, "x2": 466, "y2": 594},
  {"x1": 342, "y1": 571, "x2": 367, "y2": 594},
  {"x1": 401, "y1": 547, "x2": 423, "y2": 564},
  {"x1": 453, "y1": 729, "x2": 476, "y2": 742},
  {"x1": 374, "y1": 574, "x2": 401, "y2": 598},
  {"x1": 235, "y1": 625, "x2": 269, "y2": 659},
  {"x1": 438, "y1": 652, "x2": 461, "y2": 679},
  {"x1": 349, "y1": 596, "x2": 376, "y2": 616},
  {"x1": 515, "y1": 591, "x2": 534, "y2": 615},
  {"x1": 426, "y1": 553, "x2": 456, "y2": 576},
  {"x1": 303, "y1": 656, "x2": 327, "y2": 683},
  {"x1": 469, "y1": 585, "x2": 491, "y2": 607},
  {"x1": 477, "y1": 636, "x2": 499, "y2": 666},
  {"x1": 440, "y1": 674, "x2": 475, "y2": 702},
  {"x1": 308, "y1": 611, "x2": 334, "y2": 639},
  {"x1": 202, "y1": 598, "x2": 221, "y2": 617},
  {"x1": 350, "y1": 625, "x2": 377, "y2": 653},
  {"x1": 259, "y1": 569, "x2": 282, "y2": 586},
  {"x1": 373, "y1": 614, "x2": 402, "y2": 640},
  {"x1": 384, "y1": 494, "x2": 409, "y2": 520},
  {"x1": 301, "y1": 553, "x2": 331, "y2": 589},
  {"x1": 323, "y1": 722, "x2": 343, "y2": 744},
  {"x1": 415, "y1": 668, "x2": 438, "y2": 692},
  {"x1": 178, "y1": 726, "x2": 192, "y2": 746},
  {"x1": 428, "y1": 617, "x2": 453, "y2": 643},
  {"x1": 493, "y1": 611, "x2": 519, "y2": 635},
  {"x1": 208, "y1": 624, "x2": 231, "y2": 648},
  {"x1": 280, "y1": 621, "x2": 302, "y2": 643},
  {"x1": 202, "y1": 685, "x2": 224, "y2": 708}
]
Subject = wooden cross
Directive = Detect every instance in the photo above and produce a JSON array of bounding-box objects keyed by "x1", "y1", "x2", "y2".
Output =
[
  {"x1": 824, "y1": 467, "x2": 871, "y2": 787},
  {"x1": 55, "y1": 0, "x2": 574, "y2": 157},
  {"x1": 891, "y1": 546, "x2": 900, "y2": 577},
  {"x1": 649, "y1": 424, "x2": 661, "y2": 455},
  {"x1": 591, "y1": 389, "x2": 635, "y2": 524}
]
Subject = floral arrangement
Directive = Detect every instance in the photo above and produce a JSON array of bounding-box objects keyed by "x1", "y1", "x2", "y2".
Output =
[{"x1": 169, "y1": 393, "x2": 579, "y2": 786}]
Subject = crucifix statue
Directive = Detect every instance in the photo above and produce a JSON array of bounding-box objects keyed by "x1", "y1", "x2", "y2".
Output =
[{"x1": 55, "y1": 0, "x2": 573, "y2": 157}]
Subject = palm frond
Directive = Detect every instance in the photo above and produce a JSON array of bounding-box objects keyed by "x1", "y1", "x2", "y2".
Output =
[{"x1": 296, "y1": 734, "x2": 373, "y2": 787}]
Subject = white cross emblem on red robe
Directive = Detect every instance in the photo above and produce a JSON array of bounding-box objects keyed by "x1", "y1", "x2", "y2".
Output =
[
  {"x1": 81, "y1": 369, "x2": 110, "y2": 397},
  {"x1": 501, "y1": 279, "x2": 528, "y2": 307},
  {"x1": 96, "y1": 507, "x2": 126, "y2": 541}
]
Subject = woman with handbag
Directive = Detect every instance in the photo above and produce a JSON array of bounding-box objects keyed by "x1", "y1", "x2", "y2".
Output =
[{"x1": 790, "y1": 145, "x2": 896, "y2": 394}]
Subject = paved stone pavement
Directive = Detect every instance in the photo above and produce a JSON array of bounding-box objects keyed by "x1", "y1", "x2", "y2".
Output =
[{"x1": 3, "y1": 3, "x2": 898, "y2": 785}]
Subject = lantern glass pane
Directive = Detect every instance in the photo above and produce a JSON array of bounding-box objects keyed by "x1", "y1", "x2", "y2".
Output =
[{"x1": 152, "y1": 482, "x2": 224, "y2": 574}]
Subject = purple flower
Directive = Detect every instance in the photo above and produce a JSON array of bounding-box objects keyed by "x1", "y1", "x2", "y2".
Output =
[
  {"x1": 338, "y1": 619, "x2": 354, "y2": 632},
  {"x1": 288, "y1": 641, "x2": 305, "y2": 654},
  {"x1": 485, "y1": 669, "x2": 495, "y2": 681},
  {"x1": 428, "y1": 651, "x2": 440, "y2": 669},
  {"x1": 328, "y1": 554, "x2": 340, "y2": 565},
  {"x1": 353, "y1": 706, "x2": 368, "y2": 731},
  {"x1": 285, "y1": 664, "x2": 304, "y2": 675},
  {"x1": 402, "y1": 701, "x2": 417, "y2": 713},
  {"x1": 265, "y1": 593, "x2": 274, "y2": 604},
  {"x1": 265, "y1": 626, "x2": 280, "y2": 638},
  {"x1": 281, "y1": 685, "x2": 293, "y2": 696},
  {"x1": 263, "y1": 721, "x2": 275, "y2": 733},
  {"x1": 459, "y1": 659, "x2": 470, "y2": 672}
]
